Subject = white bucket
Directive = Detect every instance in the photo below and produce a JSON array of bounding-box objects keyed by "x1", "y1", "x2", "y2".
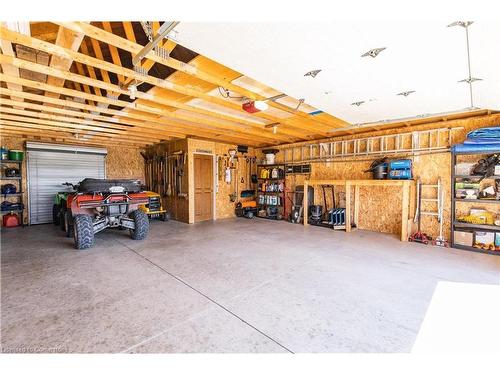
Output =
[{"x1": 265, "y1": 153, "x2": 275, "y2": 164}]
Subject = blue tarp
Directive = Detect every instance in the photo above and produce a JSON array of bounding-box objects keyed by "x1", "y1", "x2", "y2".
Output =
[
  {"x1": 464, "y1": 138, "x2": 500, "y2": 145},
  {"x1": 452, "y1": 143, "x2": 500, "y2": 153},
  {"x1": 466, "y1": 126, "x2": 500, "y2": 139}
]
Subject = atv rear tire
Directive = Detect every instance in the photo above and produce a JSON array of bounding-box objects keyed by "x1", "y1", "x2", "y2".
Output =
[
  {"x1": 129, "y1": 210, "x2": 149, "y2": 240},
  {"x1": 73, "y1": 214, "x2": 94, "y2": 250},
  {"x1": 59, "y1": 206, "x2": 66, "y2": 231},
  {"x1": 52, "y1": 204, "x2": 60, "y2": 225}
]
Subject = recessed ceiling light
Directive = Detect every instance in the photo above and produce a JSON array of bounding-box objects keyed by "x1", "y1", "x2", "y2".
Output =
[
  {"x1": 458, "y1": 77, "x2": 482, "y2": 84},
  {"x1": 304, "y1": 69, "x2": 321, "y2": 78},
  {"x1": 361, "y1": 47, "x2": 386, "y2": 58},
  {"x1": 351, "y1": 101, "x2": 365, "y2": 107},
  {"x1": 324, "y1": 91, "x2": 332, "y2": 95},
  {"x1": 397, "y1": 90, "x2": 416, "y2": 97}
]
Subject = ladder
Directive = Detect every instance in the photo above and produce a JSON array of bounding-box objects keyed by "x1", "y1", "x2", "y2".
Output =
[
  {"x1": 414, "y1": 178, "x2": 447, "y2": 245},
  {"x1": 281, "y1": 127, "x2": 462, "y2": 163},
  {"x1": 414, "y1": 178, "x2": 443, "y2": 223}
]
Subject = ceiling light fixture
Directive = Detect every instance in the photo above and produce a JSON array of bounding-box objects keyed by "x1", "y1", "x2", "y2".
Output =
[
  {"x1": 448, "y1": 20, "x2": 481, "y2": 108},
  {"x1": 242, "y1": 100, "x2": 268, "y2": 113},
  {"x1": 351, "y1": 101, "x2": 365, "y2": 107},
  {"x1": 128, "y1": 83, "x2": 137, "y2": 100},
  {"x1": 397, "y1": 90, "x2": 416, "y2": 97},
  {"x1": 447, "y1": 21, "x2": 473, "y2": 28},
  {"x1": 304, "y1": 69, "x2": 321, "y2": 78},
  {"x1": 361, "y1": 47, "x2": 386, "y2": 58},
  {"x1": 458, "y1": 77, "x2": 482, "y2": 84}
]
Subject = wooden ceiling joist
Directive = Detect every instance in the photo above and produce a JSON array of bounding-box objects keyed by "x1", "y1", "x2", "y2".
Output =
[
  {"x1": 44, "y1": 25, "x2": 86, "y2": 100},
  {"x1": 0, "y1": 87, "x2": 266, "y2": 147},
  {"x1": 0, "y1": 121, "x2": 152, "y2": 146},
  {"x1": 0, "y1": 53, "x2": 290, "y2": 143},
  {"x1": 55, "y1": 22, "x2": 347, "y2": 130},
  {"x1": 0, "y1": 126, "x2": 148, "y2": 148},
  {"x1": 0, "y1": 25, "x2": 330, "y2": 139}
]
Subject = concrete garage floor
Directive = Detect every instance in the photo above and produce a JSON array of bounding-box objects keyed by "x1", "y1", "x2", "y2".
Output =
[{"x1": 2, "y1": 219, "x2": 499, "y2": 353}]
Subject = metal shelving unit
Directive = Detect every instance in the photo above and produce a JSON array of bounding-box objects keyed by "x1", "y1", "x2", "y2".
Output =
[
  {"x1": 451, "y1": 149, "x2": 500, "y2": 255},
  {"x1": 1, "y1": 159, "x2": 25, "y2": 227},
  {"x1": 256, "y1": 164, "x2": 286, "y2": 220}
]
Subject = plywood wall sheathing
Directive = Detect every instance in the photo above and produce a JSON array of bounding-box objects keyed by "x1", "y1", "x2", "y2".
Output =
[{"x1": 264, "y1": 114, "x2": 500, "y2": 240}]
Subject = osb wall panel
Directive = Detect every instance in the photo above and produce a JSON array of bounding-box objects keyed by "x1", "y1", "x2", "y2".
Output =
[
  {"x1": 106, "y1": 146, "x2": 144, "y2": 181},
  {"x1": 274, "y1": 113, "x2": 500, "y2": 239},
  {"x1": 1, "y1": 136, "x2": 145, "y2": 226}
]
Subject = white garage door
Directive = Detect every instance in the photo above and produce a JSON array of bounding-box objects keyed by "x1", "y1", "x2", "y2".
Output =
[{"x1": 27, "y1": 142, "x2": 107, "y2": 225}]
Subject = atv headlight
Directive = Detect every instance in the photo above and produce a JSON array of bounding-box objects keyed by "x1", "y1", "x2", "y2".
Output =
[{"x1": 109, "y1": 186, "x2": 125, "y2": 193}]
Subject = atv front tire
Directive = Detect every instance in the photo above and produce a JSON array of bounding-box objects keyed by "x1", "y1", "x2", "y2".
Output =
[
  {"x1": 129, "y1": 210, "x2": 149, "y2": 240},
  {"x1": 73, "y1": 214, "x2": 94, "y2": 250},
  {"x1": 64, "y1": 210, "x2": 73, "y2": 238},
  {"x1": 52, "y1": 204, "x2": 60, "y2": 225}
]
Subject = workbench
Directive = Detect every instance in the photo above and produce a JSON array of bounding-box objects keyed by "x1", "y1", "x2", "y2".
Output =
[{"x1": 303, "y1": 179, "x2": 414, "y2": 241}]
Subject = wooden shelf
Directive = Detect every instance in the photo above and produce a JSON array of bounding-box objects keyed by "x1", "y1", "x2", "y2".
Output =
[
  {"x1": 454, "y1": 199, "x2": 500, "y2": 204},
  {"x1": 257, "y1": 178, "x2": 285, "y2": 181},
  {"x1": 1, "y1": 193, "x2": 23, "y2": 198},
  {"x1": 0, "y1": 209, "x2": 25, "y2": 214},
  {"x1": 1, "y1": 177, "x2": 21, "y2": 180},
  {"x1": 452, "y1": 244, "x2": 500, "y2": 256},
  {"x1": 453, "y1": 222, "x2": 500, "y2": 231},
  {"x1": 0, "y1": 159, "x2": 22, "y2": 164},
  {"x1": 454, "y1": 174, "x2": 500, "y2": 180}
]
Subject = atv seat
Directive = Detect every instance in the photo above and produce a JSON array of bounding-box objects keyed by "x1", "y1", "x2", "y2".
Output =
[{"x1": 77, "y1": 178, "x2": 142, "y2": 193}]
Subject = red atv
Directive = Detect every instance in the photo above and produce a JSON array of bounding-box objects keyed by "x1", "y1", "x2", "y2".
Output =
[{"x1": 65, "y1": 179, "x2": 150, "y2": 250}]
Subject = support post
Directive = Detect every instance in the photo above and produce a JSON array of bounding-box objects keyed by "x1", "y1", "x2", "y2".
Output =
[
  {"x1": 401, "y1": 181, "x2": 410, "y2": 241},
  {"x1": 345, "y1": 182, "x2": 352, "y2": 232},
  {"x1": 303, "y1": 180, "x2": 309, "y2": 226},
  {"x1": 354, "y1": 184, "x2": 360, "y2": 228}
]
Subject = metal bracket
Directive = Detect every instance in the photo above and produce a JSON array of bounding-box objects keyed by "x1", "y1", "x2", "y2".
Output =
[{"x1": 133, "y1": 21, "x2": 180, "y2": 66}]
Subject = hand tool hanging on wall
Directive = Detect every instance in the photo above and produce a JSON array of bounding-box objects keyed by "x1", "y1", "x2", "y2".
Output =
[
  {"x1": 217, "y1": 155, "x2": 224, "y2": 181},
  {"x1": 166, "y1": 154, "x2": 172, "y2": 197},
  {"x1": 178, "y1": 152, "x2": 188, "y2": 198}
]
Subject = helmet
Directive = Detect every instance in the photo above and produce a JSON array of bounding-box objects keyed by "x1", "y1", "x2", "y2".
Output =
[
  {"x1": 1, "y1": 184, "x2": 17, "y2": 195},
  {"x1": 4, "y1": 168, "x2": 20, "y2": 177}
]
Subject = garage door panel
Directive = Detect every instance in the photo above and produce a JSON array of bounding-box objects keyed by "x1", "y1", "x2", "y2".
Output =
[{"x1": 28, "y1": 147, "x2": 106, "y2": 225}]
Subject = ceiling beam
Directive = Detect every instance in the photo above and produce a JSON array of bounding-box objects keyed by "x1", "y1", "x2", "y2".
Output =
[
  {"x1": 55, "y1": 21, "x2": 348, "y2": 129},
  {"x1": 0, "y1": 125, "x2": 148, "y2": 148},
  {"x1": 44, "y1": 25, "x2": 86, "y2": 100},
  {"x1": 0, "y1": 88, "x2": 265, "y2": 147},
  {"x1": 0, "y1": 53, "x2": 289, "y2": 143},
  {"x1": 0, "y1": 25, "x2": 323, "y2": 138}
]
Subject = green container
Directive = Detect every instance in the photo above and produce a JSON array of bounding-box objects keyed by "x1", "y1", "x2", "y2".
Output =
[{"x1": 8, "y1": 150, "x2": 24, "y2": 161}]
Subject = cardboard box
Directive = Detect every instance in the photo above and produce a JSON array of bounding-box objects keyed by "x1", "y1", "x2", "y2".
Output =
[
  {"x1": 454, "y1": 231, "x2": 473, "y2": 246},
  {"x1": 494, "y1": 165, "x2": 500, "y2": 176},
  {"x1": 474, "y1": 231, "x2": 495, "y2": 246},
  {"x1": 455, "y1": 162, "x2": 476, "y2": 175}
]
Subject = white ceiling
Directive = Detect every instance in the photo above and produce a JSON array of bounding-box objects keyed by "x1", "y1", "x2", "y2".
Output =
[{"x1": 175, "y1": 19, "x2": 500, "y2": 125}]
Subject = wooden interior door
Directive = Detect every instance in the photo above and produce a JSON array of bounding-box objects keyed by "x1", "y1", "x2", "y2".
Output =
[{"x1": 194, "y1": 154, "x2": 213, "y2": 222}]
